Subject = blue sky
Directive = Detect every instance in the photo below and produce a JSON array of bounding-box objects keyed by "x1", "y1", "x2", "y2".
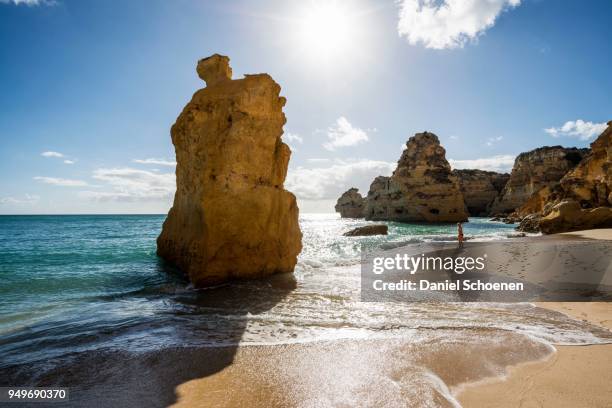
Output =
[{"x1": 0, "y1": 0, "x2": 610, "y2": 214}]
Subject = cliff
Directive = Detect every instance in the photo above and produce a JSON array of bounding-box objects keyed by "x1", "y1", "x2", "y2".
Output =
[
  {"x1": 489, "y1": 146, "x2": 588, "y2": 214},
  {"x1": 453, "y1": 169, "x2": 510, "y2": 216},
  {"x1": 517, "y1": 121, "x2": 612, "y2": 233},
  {"x1": 559, "y1": 121, "x2": 612, "y2": 207},
  {"x1": 335, "y1": 188, "x2": 366, "y2": 218},
  {"x1": 538, "y1": 201, "x2": 612, "y2": 234},
  {"x1": 364, "y1": 132, "x2": 468, "y2": 222},
  {"x1": 157, "y1": 54, "x2": 302, "y2": 287}
]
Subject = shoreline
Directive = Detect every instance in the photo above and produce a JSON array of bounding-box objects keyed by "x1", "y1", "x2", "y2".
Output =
[
  {"x1": 457, "y1": 230, "x2": 612, "y2": 407},
  {"x1": 168, "y1": 303, "x2": 612, "y2": 408},
  {"x1": 457, "y1": 301, "x2": 612, "y2": 407},
  {"x1": 2, "y1": 229, "x2": 610, "y2": 407},
  {"x1": 169, "y1": 305, "x2": 612, "y2": 408},
  {"x1": 171, "y1": 230, "x2": 612, "y2": 407}
]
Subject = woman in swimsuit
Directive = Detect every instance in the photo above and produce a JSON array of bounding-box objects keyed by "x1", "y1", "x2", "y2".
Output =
[{"x1": 457, "y1": 222, "x2": 464, "y2": 248}]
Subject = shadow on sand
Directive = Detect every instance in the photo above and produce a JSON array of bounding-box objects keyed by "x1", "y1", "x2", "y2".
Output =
[{"x1": 0, "y1": 262, "x2": 297, "y2": 408}]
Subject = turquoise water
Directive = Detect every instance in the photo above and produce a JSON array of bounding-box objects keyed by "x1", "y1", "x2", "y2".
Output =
[
  {"x1": 1, "y1": 214, "x2": 610, "y2": 386},
  {"x1": 0, "y1": 214, "x2": 515, "y2": 345}
]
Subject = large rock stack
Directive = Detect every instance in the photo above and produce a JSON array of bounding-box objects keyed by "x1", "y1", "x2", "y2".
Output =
[
  {"x1": 157, "y1": 54, "x2": 302, "y2": 287},
  {"x1": 364, "y1": 132, "x2": 468, "y2": 222}
]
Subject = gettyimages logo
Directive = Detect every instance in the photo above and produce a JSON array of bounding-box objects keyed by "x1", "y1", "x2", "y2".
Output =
[{"x1": 373, "y1": 253, "x2": 487, "y2": 275}]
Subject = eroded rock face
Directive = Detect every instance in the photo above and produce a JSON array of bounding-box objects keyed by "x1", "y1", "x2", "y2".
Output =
[
  {"x1": 335, "y1": 188, "x2": 365, "y2": 218},
  {"x1": 157, "y1": 54, "x2": 302, "y2": 287},
  {"x1": 196, "y1": 54, "x2": 232, "y2": 86},
  {"x1": 515, "y1": 122, "x2": 612, "y2": 233},
  {"x1": 559, "y1": 121, "x2": 612, "y2": 207},
  {"x1": 516, "y1": 213, "x2": 541, "y2": 233},
  {"x1": 489, "y1": 146, "x2": 588, "y2": 214},
  {"x1": 453, "y1": 169, "x2": 510, "y2": 216},
  {"x1": 365, "y1": 132, "x2": 468, "y2": 222},
  {"x1": 515, "y1": 185, "x2": 559, "y2": 218},
  {"x1": 538, "y1": 201, "x2": 612, "y2": 234}
]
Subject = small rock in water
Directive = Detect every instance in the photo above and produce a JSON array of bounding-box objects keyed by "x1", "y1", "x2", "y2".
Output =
[{"x1": 343, "y1": 225, "x2": 388, "y2": 236}]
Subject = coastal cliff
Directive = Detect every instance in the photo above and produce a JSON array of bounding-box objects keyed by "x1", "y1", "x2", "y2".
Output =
[
  {"x1": 489, "y1": 146, "x2": 588, "y2": 215},
  {"x1": 517, "y1": 121, "x2": 612, "y2": 233},
  {"x1": 365, "y1": 132, "x2": 468, "y2": 222},
  {"x1": 335, "y1": 188, "x2": 366, "y2": 218},
  {"x1": 453, "y1": 169, "x2": 509, "y2": 216},
  {"x1": 559, "y1": 121, "x2": 612, "y2": 207},
  {"x1": 157, "y1": 54, "x2": 302, "y2": 287}
]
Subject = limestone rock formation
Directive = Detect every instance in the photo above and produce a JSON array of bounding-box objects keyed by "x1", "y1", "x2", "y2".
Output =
[
  {"x1": 453, "y1": 169, "x2": 510, "y2": 216},
  {"x1": 489, "y1": 146, "x2": 588, "y2": 214},
  {"x1": 364, "y1": 132, "x2": 468, "y2": 222},
  {"x1": 343, "y1": 224, "x2": 388, "y2": 236},
  {"x1": 558, "y1": 121, "x2": 612, "y2": 207},
  {"x1": 157, "y1": 54, "x2": 302, "y2": 287},
  {"x1": 516, "y1": 122, "x2": 612, "y2": 233},
  {"x1": 514, "y1": 185, "x2": 561, "y2": 218},
  {"x1": 516, "y1": 213, "x2": 542, "y2": 233},
  {"x1": 335, "y1": 188, "x2": 366, "y2": 218},
  {"x1": 538, "y1": 201, "x2": 612, "y2": 234}
]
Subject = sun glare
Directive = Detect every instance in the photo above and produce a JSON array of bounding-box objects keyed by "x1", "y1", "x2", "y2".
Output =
[{"x1": 297, "y1": 2, "x2": 353, "y2": 60}]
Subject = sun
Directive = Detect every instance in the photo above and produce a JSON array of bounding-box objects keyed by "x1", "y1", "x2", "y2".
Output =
[{"x1": 297, "y1": 2, "x2": 353, "y2": 60}]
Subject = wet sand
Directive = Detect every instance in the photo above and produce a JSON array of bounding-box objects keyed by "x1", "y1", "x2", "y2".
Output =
[
  {"x1": 170, "y1": 230, "x2": 612, "y2": 407},
  {"x1": 458, "y1": 302, "x2": 612, "y2": 408},
  {"x1": 458, "y1": 230, "x2": 612, "y2": 407},
  {"x1": 171, "y1": 333, "x2": 553, "y2": 408},
  {"x1": 170, "y1": 303, "x2": 612, "y2": 408}
]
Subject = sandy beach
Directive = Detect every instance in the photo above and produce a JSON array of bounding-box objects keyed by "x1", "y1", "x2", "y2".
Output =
[
  {"x1": 167, "y1": 230, "x2": 612, "y2": 408},
  {"x1": 170, "y1": 333, "x2": 553, "y2": 408},
  {"x1": 458, "y1": 230, "x2": 612, "y2": 406},
  {"x1": 458, "y1": 302, "x2": 612, "y2": 408},
  {"x1": 169, "y1": 303, "x2": 612, "y2": 408}
]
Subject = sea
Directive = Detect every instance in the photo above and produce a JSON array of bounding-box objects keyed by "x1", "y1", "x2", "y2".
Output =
[{"x1": 1, "y1": 214, "x2": 611, "y2": 406}]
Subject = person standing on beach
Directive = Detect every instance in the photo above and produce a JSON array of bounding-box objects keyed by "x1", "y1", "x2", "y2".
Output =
[{"x1": 457, "y1": 222, "x2": 464, "y2": 248}]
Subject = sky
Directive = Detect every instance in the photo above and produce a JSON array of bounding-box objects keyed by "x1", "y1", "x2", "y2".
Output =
[{"x1": 0, "y1": 0, "x2": 610, "y2": 214}]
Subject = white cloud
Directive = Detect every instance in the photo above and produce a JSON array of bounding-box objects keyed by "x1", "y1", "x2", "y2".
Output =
[
  {"x1": 0, "y1": 0, "x2": 53, "y2": 4},
  {"x1": 80, "y1": 167, "x2": 175, "y2": 202},
  {"x1": 397, "y1": 0, "x2": 521, "y2": 50},
  {"x1": 132, "y1": 158, "x2": 177, "y2": 166},
  {"x1": 486, "y1": 135, "x2": 503, "y2": 146},
  {"x1": 307, "y1": 158, "x2": 330, "y2": 163},
  {"x1": 63, "y1": 160, "x2": 75, "y2": 165},
  {"x1": 449, "y1": 154, "x2": 515, "y2": 173},
  {"x1": 34, "y1": 176, "x2": 88, "y2": 187},
  {"x1": 41, "y1": 151, "x2": 64, "y2": 158},
  {"x1": 284, "y1": 132, "x2": 303, "y2": 144},
  {"x1": 0, "y1": 194, "x2": 40, "y2": 205},
  {"x1": 544, "y1": 120, "x2": 607, "y2": 141},
  {"x1": 323, "y1": 117, "x2": 369, "y2": 151},
  {"x1": 286, "y1": 159, "x2": 395, "y2": 200}
]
